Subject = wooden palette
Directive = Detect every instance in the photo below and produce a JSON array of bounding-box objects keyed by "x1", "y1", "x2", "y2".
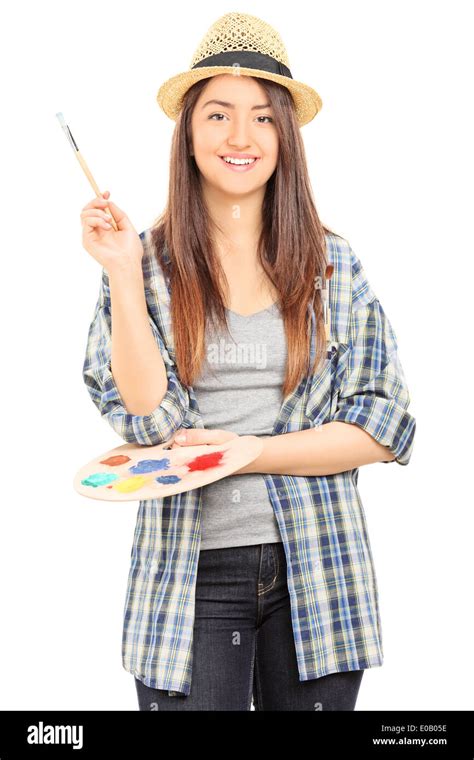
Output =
[{"x1": 73, "y1": 435, "x2": 264, "y2": 502}]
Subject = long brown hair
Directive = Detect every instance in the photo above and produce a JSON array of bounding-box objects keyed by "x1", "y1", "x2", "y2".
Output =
[{"x1": 150, "y1": 76, "x2": 336, "y2": 399}]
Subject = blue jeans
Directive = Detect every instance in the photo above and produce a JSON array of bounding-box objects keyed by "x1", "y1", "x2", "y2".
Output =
[{"x1": 134, "y1": 541, "x2": 364, "y2": 711}]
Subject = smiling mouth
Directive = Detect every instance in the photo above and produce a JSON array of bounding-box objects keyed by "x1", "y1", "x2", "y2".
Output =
[{"x1": 218, "y1": 156, "x2": 261, "y2": 170}]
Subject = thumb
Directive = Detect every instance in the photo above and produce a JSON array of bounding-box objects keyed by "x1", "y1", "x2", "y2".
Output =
[
  {"x1": 173, "y1": 428, "x2": 209, "y2": 445},
  {"x1": 174, "y1": 428, "x2": 234, "y2": 446},
  {"x1": 103, "y1": 197, "x2": 133, "y2": 231}
]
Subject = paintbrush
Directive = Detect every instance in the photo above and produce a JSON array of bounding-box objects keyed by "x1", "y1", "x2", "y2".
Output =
[
  {"x1": 322, "y1": 264, "x2": 334, "y2": 342},
  {"x1": 55, "y1": 112, "x2": 119, "y2": 231}
]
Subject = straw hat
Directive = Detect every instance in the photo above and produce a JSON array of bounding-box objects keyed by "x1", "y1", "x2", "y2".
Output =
[{"x1": 156, "y1": 12, "x2": 323, "y2": 127}]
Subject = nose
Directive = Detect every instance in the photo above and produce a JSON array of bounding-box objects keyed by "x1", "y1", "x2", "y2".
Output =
[{"x1": 226, "y1": 116, "x2": 252, "y2": 150}]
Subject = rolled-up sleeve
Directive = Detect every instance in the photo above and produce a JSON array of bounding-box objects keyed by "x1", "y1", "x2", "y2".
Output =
[
  {"x1": 82, "y1": 266, "x2": 190, "y2": 446},
  {"x1": 333, "y1": 291, "x2": 416, "y2": 466}
]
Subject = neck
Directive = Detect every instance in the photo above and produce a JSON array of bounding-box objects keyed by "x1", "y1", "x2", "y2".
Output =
[{"x1": 201, "y1": 180, "x2": 265, "y2": 261}]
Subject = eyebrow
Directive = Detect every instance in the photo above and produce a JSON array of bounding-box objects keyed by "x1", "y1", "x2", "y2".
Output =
[{"x1": 201, "y1": 99, "x2": 272, "y2": 111}]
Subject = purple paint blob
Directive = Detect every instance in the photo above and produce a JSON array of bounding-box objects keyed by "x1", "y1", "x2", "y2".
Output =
[
  {"x1": 129, "y1": 458, "x2": 171, "y2": 475},
  {"x1": 82, "y1": 472, "x2": 119, "y2": 488},
  {"x1": 155, "y1": 474, "x2": 181, "y2": 485}
]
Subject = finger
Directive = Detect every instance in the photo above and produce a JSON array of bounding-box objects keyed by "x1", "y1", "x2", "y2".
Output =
[
  {"x1": 162, "y1": 430, "x2": 184, "y2": 449},
  {"x1": 167, "y1": 429, "x2": 185, "y2": 445},
  {"x1": 174, "y1": 429, "x2": 222, "y2": 446},
  {"x1": 100, "y1": 198, "x2": 127, "y2": 226},
  {"x1": 81, "y1": 214, "x2": 113, "y2": 231},
  {"x1": 80, "y1": 209, "x2": 113, "y2": 222},
  {"x1": 81, "y1": 194, "x2": 113, "y2": 212},
  {"x1": 165, "y1": 429, "x2": 191, "y2": 447}
]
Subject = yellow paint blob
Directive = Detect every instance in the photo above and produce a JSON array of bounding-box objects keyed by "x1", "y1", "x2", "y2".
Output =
[{"x1": 113, "y1": 475, "x2": 151, "y2": 493}]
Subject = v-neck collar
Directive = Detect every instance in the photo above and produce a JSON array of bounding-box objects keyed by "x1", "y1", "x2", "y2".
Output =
[{"x1": 225, "y1": 301, "x2": 279, "y2": 318}]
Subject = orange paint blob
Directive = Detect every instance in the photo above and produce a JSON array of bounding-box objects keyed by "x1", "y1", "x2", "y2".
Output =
[{"x1": 100, "y1": 454, "x2": 131, "y2": 466}]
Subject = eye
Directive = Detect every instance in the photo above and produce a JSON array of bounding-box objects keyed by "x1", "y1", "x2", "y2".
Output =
[{"x1": 208, "y1": 113, "x2": 274, "y2": 124}]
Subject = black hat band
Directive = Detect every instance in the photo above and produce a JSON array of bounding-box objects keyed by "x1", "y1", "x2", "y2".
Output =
[{"x1": 191, "y1": 49, "x2": 293, "y2": 79}]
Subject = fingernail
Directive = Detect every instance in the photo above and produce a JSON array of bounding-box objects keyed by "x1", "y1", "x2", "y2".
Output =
[{"x1": 175, "y1": 434, "x2": 186, "y2": 442}]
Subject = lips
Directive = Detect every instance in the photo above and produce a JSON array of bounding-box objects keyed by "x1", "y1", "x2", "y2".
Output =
[{"x1": 219, "y1": 154, "x2": 259, "y2": 159}]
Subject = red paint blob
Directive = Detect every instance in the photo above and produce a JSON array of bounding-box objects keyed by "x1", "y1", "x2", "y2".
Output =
[
  {"x1": 100, "y1": 454, "x2": 131, "y2": 466},
  {"x1": 186, "y1": 451, "x2": 224, "y2": 472}
]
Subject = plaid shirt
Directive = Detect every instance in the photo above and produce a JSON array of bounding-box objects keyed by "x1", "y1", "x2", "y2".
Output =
[{"x1": 82, "y1": 228, "x2": 416, "y2": 696}]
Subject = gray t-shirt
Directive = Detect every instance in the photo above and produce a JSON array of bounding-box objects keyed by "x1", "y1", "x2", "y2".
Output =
[{"x1": 192, "y1": 302, "x2": 287, "y2": 550}]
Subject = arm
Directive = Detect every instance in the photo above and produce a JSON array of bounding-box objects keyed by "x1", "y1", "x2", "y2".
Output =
[
  {"x1": 330, "y1": 296, "x2": 416, "y2": 466},
  {"x1": 108, "y1": 260, "x2": 167, "y2": 415},
  {"x1": 237, "y1": 421, "x2": 395, "y2": 476},
  {"x1": 82, "y1": 257, "x2": 190, "y2": 446},
  {"x1": 239, "y1": 294, "x2": 415, "y2": 476}
]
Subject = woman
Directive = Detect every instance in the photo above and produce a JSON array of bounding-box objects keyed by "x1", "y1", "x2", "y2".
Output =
[{"x1": 81, "y1": 12, "x2": 416, "y2": 711}]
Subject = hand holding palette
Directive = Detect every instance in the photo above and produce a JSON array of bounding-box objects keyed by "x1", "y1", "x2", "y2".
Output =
[{"x1": 73, "y1": 435, "x2": 264, "y2": 502}]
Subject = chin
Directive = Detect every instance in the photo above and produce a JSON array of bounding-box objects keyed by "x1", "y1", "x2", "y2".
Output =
[{"x1": 207, "y1": 174, "x2": 266, "y2": 192}]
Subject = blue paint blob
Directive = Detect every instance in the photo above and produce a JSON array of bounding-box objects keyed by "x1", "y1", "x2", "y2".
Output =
[
  {"x1": 82, "y1": 472, "x2": 119, "y2": 488},
  {"x1": 129, "y1": 458, "x2": 171, "y2": 475},
  {"x1": 155, "y1": 474, "x2": 181, "y2": 485}
]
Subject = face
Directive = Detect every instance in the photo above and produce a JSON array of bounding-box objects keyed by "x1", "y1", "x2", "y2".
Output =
[{"x1": 190, "y1": 74, "x2": 279, "y2": 196}]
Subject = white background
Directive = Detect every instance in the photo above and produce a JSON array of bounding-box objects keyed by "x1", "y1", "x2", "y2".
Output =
[{"x1": 1, "y1": 0, "x2": 472, "y2": 710}]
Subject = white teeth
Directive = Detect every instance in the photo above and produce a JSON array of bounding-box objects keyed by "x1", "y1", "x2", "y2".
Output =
[{"x1": 222, "y1": 156, "x2": 256, "y2": 165}]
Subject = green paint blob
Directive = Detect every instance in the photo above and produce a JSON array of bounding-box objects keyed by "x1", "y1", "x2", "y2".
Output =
[{"x1": 81, "y1": 472, "x2": 120, "y2": 488}]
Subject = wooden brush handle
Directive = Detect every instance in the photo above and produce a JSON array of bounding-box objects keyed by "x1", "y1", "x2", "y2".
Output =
[{"x1": 75, "y1": 151, "x2": 119, "y2": 231}]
